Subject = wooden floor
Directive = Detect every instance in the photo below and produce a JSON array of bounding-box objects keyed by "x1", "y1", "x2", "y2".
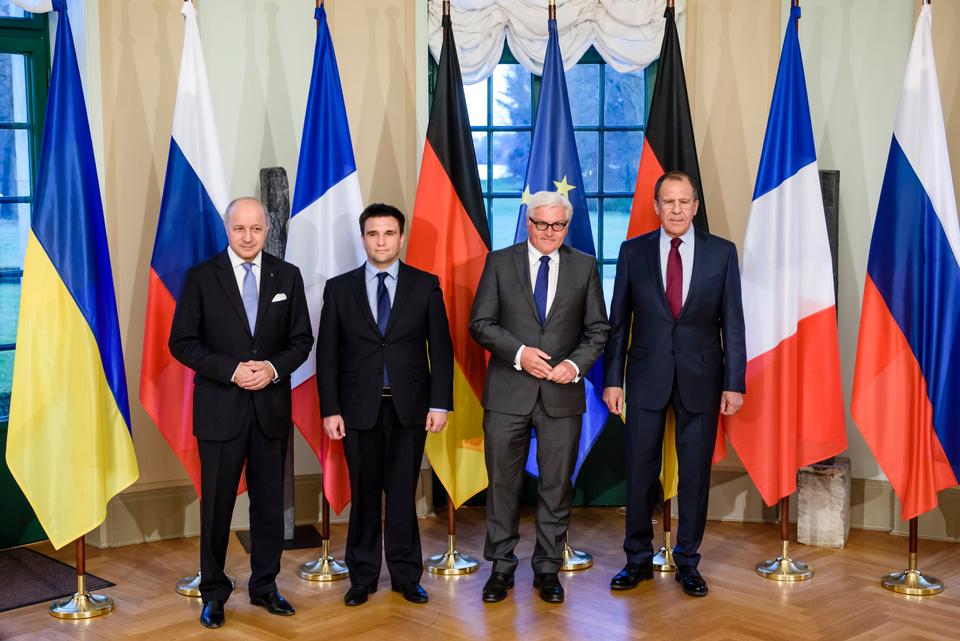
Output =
[{"x1": 2, "y1": 507, "x2": 959, "y2": 641}]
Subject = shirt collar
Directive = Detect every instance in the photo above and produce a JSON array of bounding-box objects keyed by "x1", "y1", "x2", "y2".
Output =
[
  {"x1": 366, "y1": 259, "x2": 400, "y2": 281},
  {"x1": 527, "y1": 241, "x2": 560, "y2": 264},
  {"x1": 660, "y1": 225, "x2": 696, "y2": 248},
  {"x1": 227, "y1": 246, "x2": 263, "y2": 269}
]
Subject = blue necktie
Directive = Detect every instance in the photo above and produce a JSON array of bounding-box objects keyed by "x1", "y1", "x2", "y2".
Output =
[
  {"x1": 376, "y1": 272, "x2": 391, "y2": 384},
  {"x1": 534, "y1": 255, "x2": 550, "y2": 325},
  {"x1": 241, "y1": 262, "x2": 258, "y2": 334}
]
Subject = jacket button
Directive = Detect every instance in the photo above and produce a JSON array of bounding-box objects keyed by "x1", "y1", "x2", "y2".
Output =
[
  {"x1": 251, "y1": 348, "x2": 258, "y2": 355},
  {"x1": 376, "y1": 369, "x2": 382, "y2": 375},
  {"x1": 381, "y1": 343, "x2": 386, "y2": 348}
]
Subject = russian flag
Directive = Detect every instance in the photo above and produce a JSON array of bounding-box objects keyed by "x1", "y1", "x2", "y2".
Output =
[
  {"x1": 285, "y1": 5, "x2": 365, "y2": 516},
  {"x1": 723, "y1": 4, "x2": 846, "y2": 507},
  {"x1": 139, "y1": 0, "x2": 230, "y2": 494},
  {"x1": 6, "y1": 0, "x2": 139, "y2": 549},
  {"x1": 852, "y1": 3, "x2": 960, "y2": 522}
]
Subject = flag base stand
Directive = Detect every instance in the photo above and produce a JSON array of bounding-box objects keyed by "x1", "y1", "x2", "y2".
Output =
[
  {"x1": 298, "y1": 539, "x2": 350, "y2": 581},
  {"x1": 50, "y1": 575, "x2": 113, "y2": 620},
  {"x1": 882, "y1": 520, "x2": 943, "y2": 596},
  {"x1": 425, "y1": 534, "x2": 480, "y2": 575},
  {"x1": 560, "y1": 534, "x2": 593, "y2": 571},
  {"x1": 756, "y1": 540, "x2": 813, "y2": 582},
  {"x1": 176, "y1": 571, "x2": 236, "y2": 597},
  {"x1": 652, "y1": 530, "x2": 676, "y2": 572}
]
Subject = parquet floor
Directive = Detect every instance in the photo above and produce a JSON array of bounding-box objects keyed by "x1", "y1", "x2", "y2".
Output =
[{"x1": 2, "y1": 507, "x2": 959, "y2": 640}]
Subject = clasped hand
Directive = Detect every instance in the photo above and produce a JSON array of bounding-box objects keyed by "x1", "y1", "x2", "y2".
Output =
[
  {"x1": 233, "y1": 360, "x2": 274, "y2": 391},
  {"x1": 520, "y1": 347, "x2": 576, "y2": 384}
]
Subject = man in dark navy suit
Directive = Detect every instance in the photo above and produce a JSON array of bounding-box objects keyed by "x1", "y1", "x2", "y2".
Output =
[
  {"x1": 603, "y1": 171, "x2": 746, "y2": 597},
  {"x1": 170, "y1": 197, "x2": 313, "y2": 627},
  {"x1": 316, "y1": 203, "x2": 453, "y2": 607}
]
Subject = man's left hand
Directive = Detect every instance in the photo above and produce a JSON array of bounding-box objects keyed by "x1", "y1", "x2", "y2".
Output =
[
  {"x1": 425, "y1": 411, "x2": 448, "y2": 433},
  {"x1": 720, "y1": 391, "x2": 744, "y2": 416},
  {"x1": 546, "y1": 360, "x2": 577, "y2": 385},
  {"x1": 237, "y1": 361, "x2": 275, "y2": 390}
]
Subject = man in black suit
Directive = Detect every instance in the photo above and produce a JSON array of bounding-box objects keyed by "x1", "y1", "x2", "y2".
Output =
[
  {"x1": 316, "y1": 203, "x2": 453, "y2": 607},
  {"x1": 169, "y1": 197, "x2": 313, "y2": 627},
  {"x1": 469, "y1": 190, "x2": 609, "y2": 604},
  {"x1": 603, "y1": 171, "x2": 746, "y2": 597}
]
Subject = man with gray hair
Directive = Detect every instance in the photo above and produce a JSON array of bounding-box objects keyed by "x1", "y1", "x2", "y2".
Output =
[
  {"x1": 170, "y1": 197, "x2": 313, "y2": 628},
  {"x1": 469, "y1": 190, "x2": 609, "y2": 604}
]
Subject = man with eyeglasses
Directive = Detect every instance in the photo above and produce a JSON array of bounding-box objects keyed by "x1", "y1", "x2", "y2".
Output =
[
  {"x1": 602, "y1": 170, "x2": 746, "y2": 598},
  {"x1": 469, "y1": 190, "x2": 609, "y2": 604}
]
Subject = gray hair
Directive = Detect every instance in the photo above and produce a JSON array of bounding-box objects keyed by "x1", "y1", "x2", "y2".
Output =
[
  {"x1": 223, "y1": 197, "x2": 269, "y2": 228},
  {"x1": 527, "y1": 190, "x2": 573, "y2": 221}
]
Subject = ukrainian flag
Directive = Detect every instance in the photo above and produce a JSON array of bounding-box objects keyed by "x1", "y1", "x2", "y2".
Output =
[{"x1": 5, "y1": 0, "x2": 138, "y2": 550}]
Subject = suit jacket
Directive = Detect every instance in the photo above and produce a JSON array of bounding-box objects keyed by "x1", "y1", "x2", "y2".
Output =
[
  {"x1": 316, "y1": 261, "x2": 454, "y2": 430},
  {"x1": 469, "y1": 242, "x2": 609, "y2": 417},
  {"x1": 169, "y1": 250, "x2": 313, "y2": 441},
  {"x1": 603, "y1": 228, "x2": 746, "y2": 414}
]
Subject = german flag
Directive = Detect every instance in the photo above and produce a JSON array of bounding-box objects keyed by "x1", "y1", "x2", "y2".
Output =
[
  {"x1": 628, "y1": 3, "x2": 709, "y2": 238},
  {"x1": 406, "y1": 10, "x2": 490, "y2": 507},
  {"x1": 626, "y1": 4, "x2": 716, "y2": 499}
]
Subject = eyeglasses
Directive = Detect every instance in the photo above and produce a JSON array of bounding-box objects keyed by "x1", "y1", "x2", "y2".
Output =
[{"x1": 528, "y1": 218, "x2": 569, "y2": 232}]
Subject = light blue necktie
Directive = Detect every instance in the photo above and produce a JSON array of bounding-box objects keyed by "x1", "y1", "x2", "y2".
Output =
[{"x1": 241, "y1": 262, "x2": 258, "y2": 334}]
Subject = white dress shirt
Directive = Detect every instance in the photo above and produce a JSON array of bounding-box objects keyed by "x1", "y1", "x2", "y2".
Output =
[
  {"x1": 226, "y1": 247, "x2": 277, "y2": 383},
  {"x1": 513, "y1": 242, "x2": 580, "y2": 380},
  {"x1": 659, "y1": 225, "x2": 695, "y2": 306}
]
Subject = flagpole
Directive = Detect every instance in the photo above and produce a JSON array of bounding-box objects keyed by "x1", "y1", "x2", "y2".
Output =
[
  {"x1": 425, "y1": 493, "x2": 480, "y2": 575},
  {"x1": 881, "y1": 517, "x2": 943, "y2": 595},
  {"x1": 755, "y1": 495, "x2": 812, "y2": 581},
  {"x1": 652, "y1": 498, "x2": 676, "y2": 572},
  {"x1": 49, "y1": 537, "x2": 113, "y2": 619}
]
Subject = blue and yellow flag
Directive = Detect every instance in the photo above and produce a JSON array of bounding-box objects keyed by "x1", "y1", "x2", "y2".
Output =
[{"x1": 5, "y1": 0, "x2": 139, "y2": 550}]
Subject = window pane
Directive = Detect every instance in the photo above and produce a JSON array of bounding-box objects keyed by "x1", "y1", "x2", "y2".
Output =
[
  {"x1": 565, "y1": 64, "x2": 599, "y2": 126},
  {"x1": 602, "y1": 198, "x2": 632, "y2": 261},
  {"x1": 0, "y1": 349, "x2": 12, "y2": 419},
  {"x1": 0, "y1": 129, "x2": 32, "y2": 197},
  {"x1": 492, "y1": 65, "x2": 530, "y2": 126},
  {"x1": 491, "y1": 198, "x2": 521, "y2": 250},
  {"x1": 574, "y1": 131, "x2": 598, "y2": 193},
  {"x1": 0, "y1": 53, "x2": 29, "y2": 123},
  {"x1": 603, "y1": 131, "x2": 643, "y2": 193},
  {"x1": 0, "y1": 278, "x2": 20, "y2": 344},
  {"x1": 463, "y1": 78, "x2": 488, "y2": 127},
  {"x1": 0, "y1": 203, "x2": 29, "y2": 268},
  {"x1": 601, "y1": 264, "x2": 617, "y2": 313},
  {"x1": 473, "y1": 131, "x2": 489, "y2": 192},
  {"x1": 0, "y1": 1, "x2": 27, "y2": 18},
  {"x1": 605, "y1": 67, "x2": 645, "y2": 126},
  {"x1": 491, "y1": 131, "x2": 529, "y2": 193},
  {"x1": 586, "y1": 197, "x2": 598, "y2": 252}
]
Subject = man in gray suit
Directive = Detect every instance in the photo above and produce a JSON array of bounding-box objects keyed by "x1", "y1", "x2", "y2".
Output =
[{"x1": 469, "y1": 190, "x2": 609, "y2": 604}]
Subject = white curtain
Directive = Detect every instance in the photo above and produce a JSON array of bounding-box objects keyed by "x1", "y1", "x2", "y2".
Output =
[{"x1": 427, "y1": 0, "x2": 682, "y2": 83}]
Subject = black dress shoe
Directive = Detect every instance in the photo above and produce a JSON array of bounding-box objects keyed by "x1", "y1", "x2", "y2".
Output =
[
  {"x1": 675, "y1": 566, "x2": 709, "y2": 596},
  {"x1": 199, "y1": 600, "x2": 224, "y2": 628},
  {"x1": 610, "y1": 563, "x2": 654, "y2": 590},
  {"x1": 344, "y1": 584, "x2": 377, "y2": 606},
  {"x1": 481, "y1": 572, "x2": 514, "y2": 603},
  {"x1": 532, "y1": 573, "x2": 564, "y2": 603},
  {"x1": 392, "y1": 582, "x2": 429, "y2": 604},
  {"x1": 249, "y1": 590, "x2": 296, "y2": 615}
]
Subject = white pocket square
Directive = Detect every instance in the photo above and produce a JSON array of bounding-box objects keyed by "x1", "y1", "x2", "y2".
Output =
[{"x1": 271, "y1": 293, "x2": 288, "y2": 303}]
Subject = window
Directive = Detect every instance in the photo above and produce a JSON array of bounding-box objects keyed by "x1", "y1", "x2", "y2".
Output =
[
  {"x1": 454, "y1": 46, "x2": 655, "y2": 306},
  {"x1": 0, "y1": 3, "x2": 49, "y2": 419}
]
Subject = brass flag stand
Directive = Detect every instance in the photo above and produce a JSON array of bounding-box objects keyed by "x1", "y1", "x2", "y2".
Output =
[
  {"x1": 49, "y1": 538, "x2": 113, "y2": 619},
  {"x1": 425, "y1": 494, "x2": 480, "y2": 575},
  {"x1": 299, "y1": 494, "x2": 349, "y2": 581},
  {"x1": 756, "y1": 496, "x2": 812, "y2": 581},
  {"x1": 881, "y1": 517, "x2": 943, "y2": 595},
  {"x1": 652, "y1": 497, "x2": 676, "y2": 572}
]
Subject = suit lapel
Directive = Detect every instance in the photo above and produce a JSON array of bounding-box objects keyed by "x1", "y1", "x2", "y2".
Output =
[
  {"x1": 543, "y1": 245, "x2": 572, "y2": 327},
  {"x1": 350, "y1": 265, "x2": 381, "y2": 335},
  {"x1": 215, "y1": 251, "x2": 253, "y2": 337},
  {"x1": 677, "y1": 229, "x2": 707, "y2": 320},
  {"x1": 644, "y1": 231, "x2": 673, "y2": 319},
  {"x1": 384, "y1": 262, "x2": 412, "y2": 336},
  {"x1": 253, "y1": 253, "x2": 280, "y2": 338},
  {"x1": 511, "y1": 243, "x2": 541, "y2": 321}
]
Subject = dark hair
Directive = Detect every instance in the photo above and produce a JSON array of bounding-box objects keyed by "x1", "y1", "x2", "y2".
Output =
[
  {"x1": 359, "y1": 203, "x2": 406, "y2": 234},
  {"x1": 654, "y1": 171, "x2": 700, "y2": 202}
]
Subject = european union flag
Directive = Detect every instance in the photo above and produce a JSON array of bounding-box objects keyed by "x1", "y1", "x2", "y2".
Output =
[{"x1": 514, "y1": 16, "x2": 607, "y2": 482}]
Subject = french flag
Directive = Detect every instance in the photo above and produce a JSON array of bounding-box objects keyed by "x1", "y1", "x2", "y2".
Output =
[
  {"x1": 139, "y1": 0, "x2": 230, "y2": 494},
  {"x1": 723, "y1": 4, "x2": 846, "y2": 507},
  {"x1": 285, "y1": 5, "x2": 365, "y2": 516},
  {"x1": 852, "y1": 3, "x2": 960, "y2": 521}
]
